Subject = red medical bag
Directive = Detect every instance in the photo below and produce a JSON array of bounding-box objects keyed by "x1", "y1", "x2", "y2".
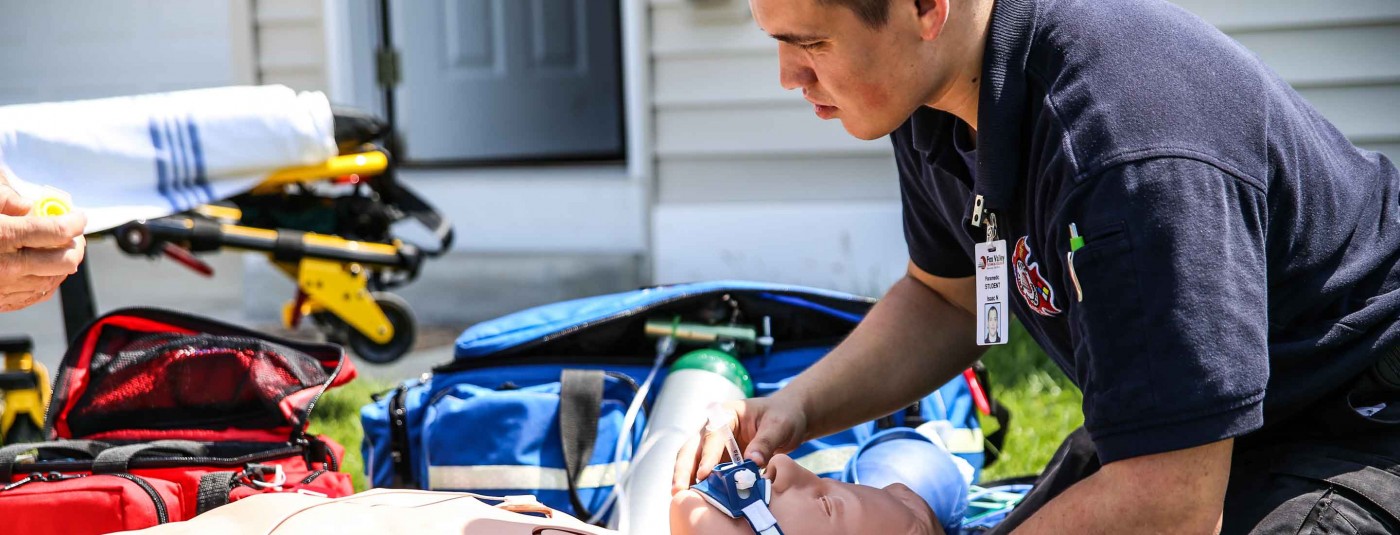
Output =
[{"x1": 0, "y1": 308, "x2": 358, "y2": 534}]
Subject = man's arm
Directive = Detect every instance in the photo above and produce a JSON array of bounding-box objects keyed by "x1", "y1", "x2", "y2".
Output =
[
  {"x1": 776, "y1": 261, "x2": 985, "y2": 439},
  {"x1": 1015, "y1": 438, "x2": 1233, "y2": 534}
]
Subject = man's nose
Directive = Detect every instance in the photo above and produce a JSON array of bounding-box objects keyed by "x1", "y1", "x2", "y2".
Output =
[{"x1": 778, "y1": 45, "x2": 815, "y2": 90}]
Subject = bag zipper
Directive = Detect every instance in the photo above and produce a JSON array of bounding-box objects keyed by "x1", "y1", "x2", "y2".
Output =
[
  {"x1": 1, "y1": 472, "x2": 169, "y2": 524},
  {"x1": 450, "y1": 289, "x2": 873, "y2": 361},
  {"x1": 442, "y1": 289, "x2": 874, "y2": 371},
  {"x1": 300, "y1": 469, "x2": 326, "y2": 485},
  {"x1": 110, "y1": 473, "x2": 170, "y2": 523},
  {"x1": 8, "y1": 445, "x2": 308, "y2": 474}
]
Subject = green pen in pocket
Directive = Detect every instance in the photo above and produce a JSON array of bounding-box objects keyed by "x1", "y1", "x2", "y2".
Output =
[{"x1": 1068, "y1": 223, "x2": 1084, "y2": 302}]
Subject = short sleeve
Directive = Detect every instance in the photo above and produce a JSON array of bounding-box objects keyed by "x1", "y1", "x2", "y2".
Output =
[
  {"x1": 893, "y1": 129, "x2": 974, "y2": 278},
  {"x1": 1061, "y1": 158, "x2": 1269, "y2": 463}
]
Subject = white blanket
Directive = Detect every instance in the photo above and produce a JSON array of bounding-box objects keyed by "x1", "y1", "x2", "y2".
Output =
[{"x1": 0, "y1": 85, "x2": 337, "y2": 232}]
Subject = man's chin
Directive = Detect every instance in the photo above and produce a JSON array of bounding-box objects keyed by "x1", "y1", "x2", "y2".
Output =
[{"x1": 838, "y1": 118, "x2": 899, "y2": 141}]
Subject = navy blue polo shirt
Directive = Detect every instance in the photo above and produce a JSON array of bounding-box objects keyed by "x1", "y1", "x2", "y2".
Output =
[{"x1": 896, "y1": 0, "x2": 1400, "y2": 462}]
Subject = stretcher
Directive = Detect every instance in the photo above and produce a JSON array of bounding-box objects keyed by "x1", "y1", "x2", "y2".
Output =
[{"x1": 105, "y1": 110, "x2": 453, "y2": 364}]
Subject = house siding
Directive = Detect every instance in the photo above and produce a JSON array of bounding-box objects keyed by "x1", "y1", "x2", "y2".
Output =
[{"x1": 254, "y1": 0, "x2": 328, "y2": 93}]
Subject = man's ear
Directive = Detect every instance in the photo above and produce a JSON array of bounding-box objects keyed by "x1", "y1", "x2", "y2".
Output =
[{"x1": 914, "y1": 0, "x2": 950, "y2": 42}]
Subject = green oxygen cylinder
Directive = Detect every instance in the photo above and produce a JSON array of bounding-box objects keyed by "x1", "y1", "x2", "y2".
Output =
[
  {"x1": 613, "y1": 348, "x2": 754, "y2": 533},
  {"x1": 668, "y1": 348, "x2": 754, "y2": 397}
]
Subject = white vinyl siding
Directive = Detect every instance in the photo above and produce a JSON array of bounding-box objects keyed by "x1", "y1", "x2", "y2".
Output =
[{"x1": 254, "y1": 0, "x2": 327, "y2": 93}]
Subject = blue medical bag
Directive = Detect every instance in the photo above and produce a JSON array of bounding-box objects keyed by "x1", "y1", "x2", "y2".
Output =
[{"x1": 361, "y1": 281, "x2": 1006, "y2": 521}]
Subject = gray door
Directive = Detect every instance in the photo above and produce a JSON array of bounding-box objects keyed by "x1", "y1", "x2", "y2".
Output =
[{"x1": 392, "y1": 0, "x2": 623, "y2": 163}]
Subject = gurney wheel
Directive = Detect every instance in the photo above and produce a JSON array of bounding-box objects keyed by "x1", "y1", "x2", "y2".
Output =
[{"x1": 346, "y1": 292, "x2": 417, "y2": 365}]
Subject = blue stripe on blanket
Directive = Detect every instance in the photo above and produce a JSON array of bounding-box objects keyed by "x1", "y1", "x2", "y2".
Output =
[
  {"x1": 166, "y1": 116, "x2": 194, "y2": 210},
  {"x1": 149, "y1": 118, "x2": 178, "y2": 210},
  {"x1": 185, "y1": 114, "x2": 215, "y2": 201}
]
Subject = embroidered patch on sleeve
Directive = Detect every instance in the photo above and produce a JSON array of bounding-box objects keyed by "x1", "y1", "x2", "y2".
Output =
[{"x1": 1013, "y1": 236, "x2": 1063, "y2": 317}]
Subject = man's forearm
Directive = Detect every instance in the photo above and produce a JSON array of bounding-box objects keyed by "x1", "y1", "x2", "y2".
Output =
[
  {"x1": 1013, "y1": 440, "x2": 1232, "y2": 535},
  {"x1": 776, "y1": 274, "x2": 984, "y2": 439}
]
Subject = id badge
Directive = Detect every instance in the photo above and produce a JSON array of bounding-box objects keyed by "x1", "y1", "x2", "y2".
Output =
[{"x1": 975, "y1": 240, "x2": 1009, "y2": 346}]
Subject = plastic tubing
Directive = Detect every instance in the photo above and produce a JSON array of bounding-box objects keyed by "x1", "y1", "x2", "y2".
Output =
[{"x1": 706, "y1": 406, "x2": 743, "y2": 464}]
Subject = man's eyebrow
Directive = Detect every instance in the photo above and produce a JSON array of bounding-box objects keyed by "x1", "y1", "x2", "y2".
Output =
[{"x1": 767, "y1": 32, "x2": 826, "y2": 44}]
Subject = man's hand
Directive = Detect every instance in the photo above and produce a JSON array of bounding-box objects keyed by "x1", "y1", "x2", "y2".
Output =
[
  {"x1": 671, "y1": 266, "x2": 984, "y2": 496},
  {"x1": 671, "y1": 396, "x2": 810, "y2": 494},
  {"x1": 0, "y1": 171, "x2": 86, "y2": 312}
]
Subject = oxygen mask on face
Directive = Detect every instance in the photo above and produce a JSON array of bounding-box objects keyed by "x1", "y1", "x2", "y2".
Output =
[{"x1": 691, "y1": 459, "x2": 784, "y2": 535}]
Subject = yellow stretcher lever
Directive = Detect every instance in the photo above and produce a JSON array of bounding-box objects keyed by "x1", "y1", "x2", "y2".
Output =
[{"x1": 252, "y1": 151, "x2": 390, "y2": 195}]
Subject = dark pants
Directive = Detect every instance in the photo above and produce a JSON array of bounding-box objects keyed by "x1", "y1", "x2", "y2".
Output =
[{"x1": 989, "y1": 383, "x2": 1400, "y2": 534}]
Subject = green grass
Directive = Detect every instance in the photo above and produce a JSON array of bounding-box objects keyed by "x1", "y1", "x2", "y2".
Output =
[
  {"x1": 311, "y1": 320, "x2": 1080, "y2": 491},
  {"x1": 976, "y1": 321, "x2": 1084, "y2": 482},
  {"x1": 308, "y1": 378, "x2": 389, "y2": 492}
]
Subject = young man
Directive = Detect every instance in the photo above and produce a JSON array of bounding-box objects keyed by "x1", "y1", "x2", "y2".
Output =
[{"x1": 674, "y1": 0, "x2": 1400, "y2": 532}]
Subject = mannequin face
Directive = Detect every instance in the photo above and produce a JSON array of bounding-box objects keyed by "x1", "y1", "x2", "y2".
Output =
[{"x1": 670, "y1": 454, "x2": 940, "y2": 535}]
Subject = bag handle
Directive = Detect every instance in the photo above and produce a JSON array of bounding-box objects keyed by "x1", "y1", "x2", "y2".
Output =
[
  {"x1": 92, "y1": 440, "x2": 208, "y2": 474},
  {"x1": 387, "y1": 382, "x2": 416, "y2": 488},
  {"x1": 0, "y1": 440, "x2": 108, "y2": 481},
  {"x1": 559, "y1": 369, "x2": 605, "y2": 519},
  {"x1": 974, "y1": 361, "x2": 1011, "y2": 467}
]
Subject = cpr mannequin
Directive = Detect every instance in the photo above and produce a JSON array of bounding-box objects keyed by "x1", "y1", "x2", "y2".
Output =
[
  {"x1": 113, "y1": 489, "x2": 618, "y2": 535},
  {"x1": 670, "y1": 453, "x2": 945, "y2": 535}
]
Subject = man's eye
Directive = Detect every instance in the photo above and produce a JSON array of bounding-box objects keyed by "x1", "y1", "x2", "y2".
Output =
[{"x1": 798, "y1": 42, "x2": 824, "y2": 51}]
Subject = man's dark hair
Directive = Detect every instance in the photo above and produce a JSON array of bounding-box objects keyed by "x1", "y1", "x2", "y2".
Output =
[{"x1": 818, "y1": 0, "x2": 894, "y2": 28}]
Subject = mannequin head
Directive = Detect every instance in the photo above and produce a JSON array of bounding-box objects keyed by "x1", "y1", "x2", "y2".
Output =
[{"x1": 670, "y1": 453, "x2": 941, "y2": 535}]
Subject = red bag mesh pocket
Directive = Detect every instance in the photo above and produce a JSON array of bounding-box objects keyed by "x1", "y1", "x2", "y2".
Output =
[{"x1": 66, "y1": 328, "x2": 332, "y2": 438}]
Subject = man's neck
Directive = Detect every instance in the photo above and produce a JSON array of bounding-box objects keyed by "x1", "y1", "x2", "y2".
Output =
[{"x1": 925, "y1": 0, "x2": 995, "y2": 133}]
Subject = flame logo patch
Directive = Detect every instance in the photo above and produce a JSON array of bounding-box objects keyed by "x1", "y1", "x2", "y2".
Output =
[{"x1": 1012, "y1": 236, "x2": 1062, "y2": 317}]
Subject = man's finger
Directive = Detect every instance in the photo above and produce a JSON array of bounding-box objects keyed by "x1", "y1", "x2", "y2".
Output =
[
  {"x1": 672, "y1": 435, "x2": 704, "y2": 495},
  {"x1": 1, "y1": 275, "x2": 64, "y2": 294},
  {"x1": 0, "y1": 246, "x2": 85, "y2": 278},
  {"x1": 0, "y1": 169, "x2": 32, "y2": 217},
  {"x1": 694, "y1": 423, "x2": 735, "y2": 484},
  {"x1": 744, "y1": 423, "x2": 788, "y2": 467},
  {"x1": 0, "y1": 213, "x2": 86, "y2": 249}
]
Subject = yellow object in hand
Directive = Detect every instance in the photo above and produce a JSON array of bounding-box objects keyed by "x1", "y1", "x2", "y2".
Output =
[{"x1": 30, "y1": 189, "x2": 72, "y2": 217}]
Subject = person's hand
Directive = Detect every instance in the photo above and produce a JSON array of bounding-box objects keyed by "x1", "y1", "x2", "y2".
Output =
[
  {"x1": 671, "y1": 396, "x2": 809, "y2": 495},
  {"x1": 0, "y1": 171, "x2": 86, "y2": 312}
]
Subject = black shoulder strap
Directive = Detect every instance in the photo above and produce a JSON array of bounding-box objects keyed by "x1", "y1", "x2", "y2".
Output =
[
  {"x1": 0, "y1": 440, "x2": 108, "y2": 481},
  {"x1": 975, "y1": 361, "x2": 1011, "y2": 467},
  {"x1": 387, "y1": 383, "x2": 415, "y2": 488},
  {"x1": 92, "y1": 440, "x2": 207, "y2": 474},
  {"x1": 559, "y1": 369, "x2": 604, "y2": 520}
]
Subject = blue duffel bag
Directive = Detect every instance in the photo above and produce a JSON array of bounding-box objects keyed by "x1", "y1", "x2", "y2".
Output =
[{"x1": 362, "y1": 281, "x2": 1007, "y2": 522}]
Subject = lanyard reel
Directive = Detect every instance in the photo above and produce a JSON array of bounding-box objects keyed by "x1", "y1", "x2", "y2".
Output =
[{"x1": 690, "y1": 459, "x2": 785, "y2": 535}]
